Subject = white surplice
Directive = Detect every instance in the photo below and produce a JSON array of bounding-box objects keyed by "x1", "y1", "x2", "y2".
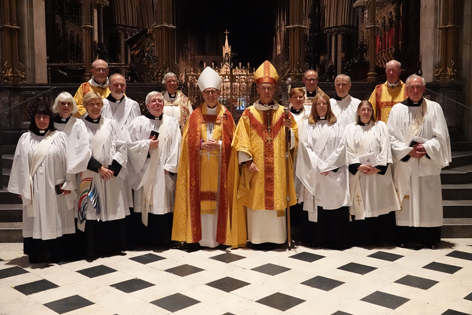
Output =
[
  {"x1": 345, "y1": 121, "x2": 400, "y2": 219},
  {"x1": 82, "y1": 117, "x2": 129, "y2": 221},
  {"x1": 54, "y1": 116, "x2": 91, "y2": 174},
  {"x1": 330, "y1": 95, "x2": 361, "y2": 128},
  {"x1": 102, "y1": 96, "x2": 141, "y2": 207},
  {"x1": 128, "y1": 114, "x2": 181, "y2": 216},
  {"x1": 296, "y1": 119, "x2": 350, "y2": 222},
  {"x1": 387, "y1": 98, "x2": 451, "y2": 227},
  {"x1": 8, "y1": 131, "x2": 76, "y2": 239}
]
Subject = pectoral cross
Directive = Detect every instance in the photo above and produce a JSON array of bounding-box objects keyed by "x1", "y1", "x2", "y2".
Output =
[{"x1": 355, "y1": 194, "x2": 362, "y2": 206}]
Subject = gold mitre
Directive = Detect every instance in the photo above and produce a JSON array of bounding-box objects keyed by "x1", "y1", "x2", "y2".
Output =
[{"x1": 254, "y1": 60, "x2": 279, "y2": 86}]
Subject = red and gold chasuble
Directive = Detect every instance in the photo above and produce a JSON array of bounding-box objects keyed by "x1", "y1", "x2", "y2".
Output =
[
  {"x1": 232, "y1": 104, "x2": 298, "y2": 211},
  {"x1": 172, "y1": 104, "x2": 246, "y2": 247},
  {"x1": 369, "y1": 81, "x2": 408, "y2": 123}
]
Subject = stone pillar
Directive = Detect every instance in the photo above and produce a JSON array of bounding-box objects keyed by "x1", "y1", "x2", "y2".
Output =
[
  {"x1": 287, "y1": 0, "x2": 306, "y2": 80},
  {"x1": 419, "y1": 0, "x2": 439, "y2": 81},
  {"x1": 1, "y1": 0, "x2": 23, "y2": 84},
  {"x1": 18, "y1": 0, "x2": 47, "y2": 83},
  {"x1": 436, "y1": 0, "x2": 458, "y2": 81},
  {"x1": 366, "y1": 0, "x2": 377, "y2": 83},
  {"x1": 81, "y1": 0, "x2": 94, "y2": 81},
  {"x1": 93, "y1": 0, "x2": 109, "y2": 60},
  {"x1": 153, "y1": 0, "x2": 177, "y2": 80},
  {"x1": 337, "y1": 32, "x2": 343, "y2": 74}
]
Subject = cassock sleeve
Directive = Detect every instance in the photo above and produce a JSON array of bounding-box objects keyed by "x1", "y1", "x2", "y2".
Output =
[{"x1": 110, "y1": 121, "x2": 128, "y2": 180}]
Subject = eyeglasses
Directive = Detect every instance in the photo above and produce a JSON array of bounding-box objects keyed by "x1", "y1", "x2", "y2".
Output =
[
  {"x1": 304, "y1": 78, "x2": 318, "y2": 82},
  {"x1": 35, "y1": 115, "x2": 50, "y2": 120},
  {"x1": 93, "y1": 68, "x2": 108, "y2": 73}
]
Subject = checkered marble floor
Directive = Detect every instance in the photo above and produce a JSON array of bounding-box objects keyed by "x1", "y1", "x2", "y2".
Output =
[{"x1": 1, "y1": 239, "x2": 472, "y2": 315}]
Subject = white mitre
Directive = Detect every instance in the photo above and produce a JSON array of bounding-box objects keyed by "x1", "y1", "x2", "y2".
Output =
[{"x1": 197, "y1": 67, "x2": 222, "y2": 91}]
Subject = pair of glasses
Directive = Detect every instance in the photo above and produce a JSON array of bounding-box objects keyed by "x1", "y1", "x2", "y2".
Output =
[
  {"x1": 35, "y1": 115, "x2": 50, "y2": 120},
  {"x1": 93, "y1": 68, "x2": 108, "y2": 72}
]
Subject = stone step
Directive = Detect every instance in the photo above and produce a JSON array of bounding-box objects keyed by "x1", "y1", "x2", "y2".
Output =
[
  {"x1": 0, "y1": 204, "x2": 22, "y2": 222},
  {"x1": 2, "y1": 168, "x2": 10, "y2": 188},
  {"x1": 451, "y1": 142, "x2": 472, "y2": 152},
  {"x1": 443, "y1": 200, "x2": 472, "y2": 218},
  {"x1": 445, "y1": 151, "x2": 472, "y2": 169},
  {"x1": 1, "y1": 154, "x2": 14, "y2": 169},
  {"x1": 0, "y1": 189, "x2": 22, "y2": 204},
  {"x1": 0, "y1": 222, "x2": 22, "y2": 243},
  {"x1": 1, "y1": 145, "x2": 16, "y2": 155},
  {"x1": 442, "y1": 218, "x2": 472, "y2": 238},
  {"x1": 441, "y1": 184, "x2": 472, "y2": 200},
  {"x1": 441, "y1": 164, "x2": 472, "y2": 184}
]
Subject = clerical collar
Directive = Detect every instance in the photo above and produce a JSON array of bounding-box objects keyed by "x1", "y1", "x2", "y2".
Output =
[
  {"x1": 358, "y1": 120, "x2": 369, "y2": 126},
  {"x1": 317, "y1": 116, "x2": 326, "y2": 120},
  {"x1": 402, "y1": 97, "x2": 424, "y2": 107},
  {"x1": 387, "y1": 80, "x2": 399, "y2": 88},
  {"x1": 334, "y1": 94, "x2": 348, "y2": 101},
  {"x1": 307, "y1": 90, "x2": 317, "y2": 97},
  {"x1": 106, "y1": 94, "x2": 125, "y2": 103},
  {"x1": 54, "y1": 115, "x2": 70, "y2": 124},
  {"x1": 85, "y1": 115, "x2": 101, "y2": 124},
  {"x1": 93, "y1": 78, "x2": 107, "y2": 88},
  {"x1": 32, "y1": 128, "x2": 48, "y2": 136},
  {"x1": 291, "y1": 107, "x2": 303, "y2": 114},
  {"x1": 169, "y1": 93, "x2": 176, "y2": 98},
  {"x1": 145, "y1": 111, "x2": 163, "y2": 120}
]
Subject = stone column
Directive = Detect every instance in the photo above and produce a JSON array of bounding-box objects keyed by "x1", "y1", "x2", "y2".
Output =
[
  {"x1": 1, "y1": 0, "x2": 23, "y2": 83},
  {"x1": 366, "y1": 0, "x2": 377, "y2": 83},
  {"x1": 287, "y1": 0, "x2": 306, "y2": 80},
  {"x1": 81, "y1": 0, "x2": 93, "y2": 81},
  {"x1": 153, "y1": 0, "x2": 177, "y2": 80}
]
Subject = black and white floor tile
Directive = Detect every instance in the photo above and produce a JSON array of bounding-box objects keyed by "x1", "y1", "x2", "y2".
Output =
[{"x1": 1, "y1": 239, "x2": 472, "y2": 314}]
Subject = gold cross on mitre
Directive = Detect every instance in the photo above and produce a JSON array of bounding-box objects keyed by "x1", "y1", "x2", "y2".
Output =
[{"x1": 355, "y1": 194, "x2": 362, "y2": 206}]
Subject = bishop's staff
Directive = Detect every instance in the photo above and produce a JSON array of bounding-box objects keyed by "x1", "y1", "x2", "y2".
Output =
[{"x1": 284, "y1": 78, "x2": 292, "y2": 250}]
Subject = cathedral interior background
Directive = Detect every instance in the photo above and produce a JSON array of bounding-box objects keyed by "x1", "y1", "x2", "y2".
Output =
[{"x1": 0, "y1": 0, "x2": 471, "y2": 145}]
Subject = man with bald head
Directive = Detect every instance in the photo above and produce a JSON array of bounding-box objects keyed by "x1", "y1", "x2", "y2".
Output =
[
  {"x1": 330, "y1": 74, "x2": 360, "y2": 128},
  {"x1": 368, "y1": 60, "x2": 408, "y2": 123},
  {"x1": 74, "y1": 59, "x2": 111, "y2": 117},
  {"x1": 302, "y1": 69, "x2": 327, "y2": 112}
]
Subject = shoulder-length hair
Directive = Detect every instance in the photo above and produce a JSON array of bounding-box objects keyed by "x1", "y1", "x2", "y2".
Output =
[
  {"x1": 356, "y1": 100, "x2": 377, "y2": 124},
  {"x1": 29, "y1": 102, "x2": 56, "y2": 133},
  {"x1": 308, "y1": 93, "x2": 337, "y2": 124},
  {"x1": 52, "y1": 92, "x2": 78, "y2": 114}
]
